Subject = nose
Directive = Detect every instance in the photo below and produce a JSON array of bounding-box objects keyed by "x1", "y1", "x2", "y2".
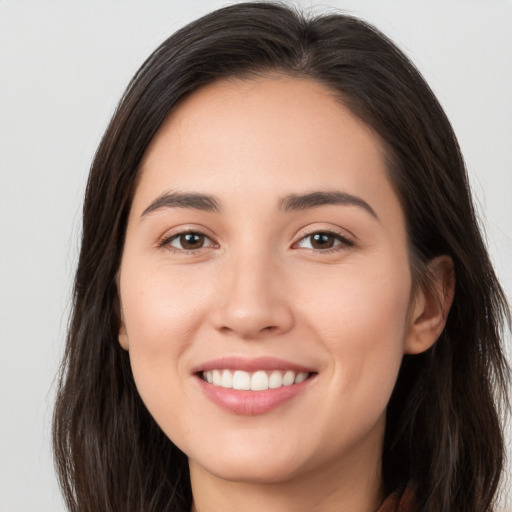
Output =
[{"x1": 210, "y1": 253, "x2": 294, "y2": 340}]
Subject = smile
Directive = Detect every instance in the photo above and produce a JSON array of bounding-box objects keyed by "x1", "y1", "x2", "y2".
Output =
[
  {"x1": 195, "y1": 358, "x2": 317, "y2": 415},
  {"x1": 202, "y1": 369, "x2": 311, "y2": 391}
]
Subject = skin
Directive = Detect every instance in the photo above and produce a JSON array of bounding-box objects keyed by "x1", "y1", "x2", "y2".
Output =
[{"x1": 118, "y1": 76, "x2": 454, "y2": 512}]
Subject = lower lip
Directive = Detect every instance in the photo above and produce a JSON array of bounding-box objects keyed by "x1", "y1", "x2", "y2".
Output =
[{"x1": 196, "y1": 375, "x2": 315, "y2": 415}]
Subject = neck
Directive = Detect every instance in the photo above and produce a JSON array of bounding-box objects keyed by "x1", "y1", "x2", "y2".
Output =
[{"x1": 189, "y1": 427, "x2": 385, "y2": 512}]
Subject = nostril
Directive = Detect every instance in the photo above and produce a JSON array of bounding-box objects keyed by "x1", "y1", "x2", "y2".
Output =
[
  {"x1": 218, "y1": 325, "x2": 277, "y2": 336},
  {"x1": 211, "y1": 299, "x2": 294, "y2": 338}
]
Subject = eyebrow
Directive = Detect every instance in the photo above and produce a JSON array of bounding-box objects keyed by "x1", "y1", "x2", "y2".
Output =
[
  {"x1": 279, "y1": 191, "x2": 378, "y2": 219},
  {"x1": 140, "y1": 189, "x2": 377, "y2": 220},
  {"x1": 141, "y1": 191, "x2": 220, "y2": 217}
]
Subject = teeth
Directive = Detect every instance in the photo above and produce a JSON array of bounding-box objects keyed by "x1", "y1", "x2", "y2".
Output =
[
  {"x1": 212, "y1": 369, "x2": 221, "y2": 386},
  {"x1": 250, "y1": 370, "x2": 268, "y2": 391},
  {"x1": 295, "y1": 372, "x2": 308, "y2": 384},
  {"x1": 233, "y1": 370, "x2": 251, "y2": 390},
  {"x1": 282, "y1": 370, "x2": 295, "y2": 386},
  {"x1": 268, "y1": 370, "x2": 283, "y2": 389},
  {"x1": 221, "y1": 369, "x2": 233, "y2": 388},
  {"x1": 202, "y1": 369, "x2": 311, "y2": 390}
]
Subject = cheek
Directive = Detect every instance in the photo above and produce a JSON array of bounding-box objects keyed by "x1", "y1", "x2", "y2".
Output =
[
  {"x1": 296, "y1": 257, "x2": 411, "y2": 413},
  {"x1": 118, "y1": 263, "x2": 214, "y2": 414},
  {"x1": 298, "y1": 253, "x2": 411, "y2": 340},
  {"x1": 121, "y1": 263, "x2": 212, "y2": 350}
]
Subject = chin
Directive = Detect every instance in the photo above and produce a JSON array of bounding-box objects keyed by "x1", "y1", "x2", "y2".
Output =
[
  {"x1": 188, "y1": 441, "x2": 308, "y2": 484},
  {"x1": 198, "y1": 458, "x2": 300, "y2": 485}
]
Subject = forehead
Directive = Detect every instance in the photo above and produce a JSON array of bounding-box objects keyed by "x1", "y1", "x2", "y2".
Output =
[{"x1": 133, "y1": 76, "x2": 402, "y2": 227}]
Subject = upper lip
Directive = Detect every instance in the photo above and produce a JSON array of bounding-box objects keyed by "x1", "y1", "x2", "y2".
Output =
[{"x1": 192, "y1": 356, "x2": 316, "y2": 374}]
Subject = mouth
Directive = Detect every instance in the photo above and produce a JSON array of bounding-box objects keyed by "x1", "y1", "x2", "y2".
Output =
[
  {"x1": 194, "y1": 357, "x2": 317, "y2": 415},
  {"x1": 200, "y1": 369, "x2": 312, "y2": 391}
]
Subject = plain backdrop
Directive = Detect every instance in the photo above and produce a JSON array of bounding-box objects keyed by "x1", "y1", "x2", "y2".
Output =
[{"x1": 0, "y1": 1, "x2": 511, "y2": 511}]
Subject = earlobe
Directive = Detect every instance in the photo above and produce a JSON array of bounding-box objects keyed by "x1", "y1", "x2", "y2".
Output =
[
  {"x1": 118, "y1": 324, "x2": 129, "y2": 351},
  {"x1": 116, "y1": 296, "x2": 129, "y2": 351},
  {"x1": 404, "y1": 255, "x2": 455, "y2": 355}
]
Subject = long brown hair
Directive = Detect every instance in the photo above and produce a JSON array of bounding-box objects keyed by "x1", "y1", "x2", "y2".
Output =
[{"x1": 53, "y1": 3, "x2": 511, "y2": 511}]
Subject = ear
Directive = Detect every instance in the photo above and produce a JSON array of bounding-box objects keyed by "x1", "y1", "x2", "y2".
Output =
[
  {"x1": 404, "y1": 255, "x2": 455, "y2": 355},
  {"x1": 115, "y1": 272, "x2": 130, "y2": 350},
  {"x1": 116, "y1": 293, "x2": 129, "y2": 351},
  {"x1": 118, "y1": 315, "x2": 129, "y2": 351}
]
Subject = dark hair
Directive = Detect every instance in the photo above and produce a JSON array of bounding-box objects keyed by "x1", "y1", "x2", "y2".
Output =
[{"x1": 53, "y1": 2, "x2": 511, "y2": 511}]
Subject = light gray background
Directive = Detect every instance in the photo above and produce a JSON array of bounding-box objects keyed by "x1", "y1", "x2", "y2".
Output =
[{"x1": 0, "y1": 1, "x2": 511, "y2": 511}]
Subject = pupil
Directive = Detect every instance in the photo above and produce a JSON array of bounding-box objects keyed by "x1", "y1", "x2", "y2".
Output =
[
  {"x1": 181, "y1": 233, "x2": 204, "y2": 249},
  {"x1": 312, "y1": 233, "x2": 334, "y2": 249}
]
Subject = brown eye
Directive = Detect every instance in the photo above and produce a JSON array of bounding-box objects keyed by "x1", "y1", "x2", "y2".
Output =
[
  {"x1": 167, "y1": 232, "x2": 213, "y2": 251},
  {"x1": 296, "y1": 231, "x2": 353, "y2": 251},
  {"x1": 310, "y1": 233, "x2": 336, "y2": 249}
]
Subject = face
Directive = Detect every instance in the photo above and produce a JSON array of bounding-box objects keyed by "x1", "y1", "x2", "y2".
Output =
[{"x1": 118, "y1": 76, "x2": 416, "y2": 487}]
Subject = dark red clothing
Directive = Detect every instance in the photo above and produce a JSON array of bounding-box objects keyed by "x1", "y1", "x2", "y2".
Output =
[{"x1": 376, "y1": 486, "x2": 415, "y2": 512}]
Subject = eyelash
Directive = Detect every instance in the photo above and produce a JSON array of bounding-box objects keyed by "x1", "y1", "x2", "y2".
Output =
[
  {"x1": 293, "y1": 230, "x2": 355, "y2": 253},
  {"x1": 159, "y1": 229, "x2": 354, "y2": 254},
  {"x1": 159, "y1": 231, "x2": 217, "y2": 254}
]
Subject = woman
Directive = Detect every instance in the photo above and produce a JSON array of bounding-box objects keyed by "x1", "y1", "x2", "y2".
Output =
[{"x1": 52, "y1": 2, "x2": 510, "y2": 511}]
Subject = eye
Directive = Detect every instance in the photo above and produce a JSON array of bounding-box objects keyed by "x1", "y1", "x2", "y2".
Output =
[
  {"x1": 295, "y1": 231, "x2": 353, "y2": 251},
  {"x1": 163, "y1": 231, "x2": 215, "y2": 252}
]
